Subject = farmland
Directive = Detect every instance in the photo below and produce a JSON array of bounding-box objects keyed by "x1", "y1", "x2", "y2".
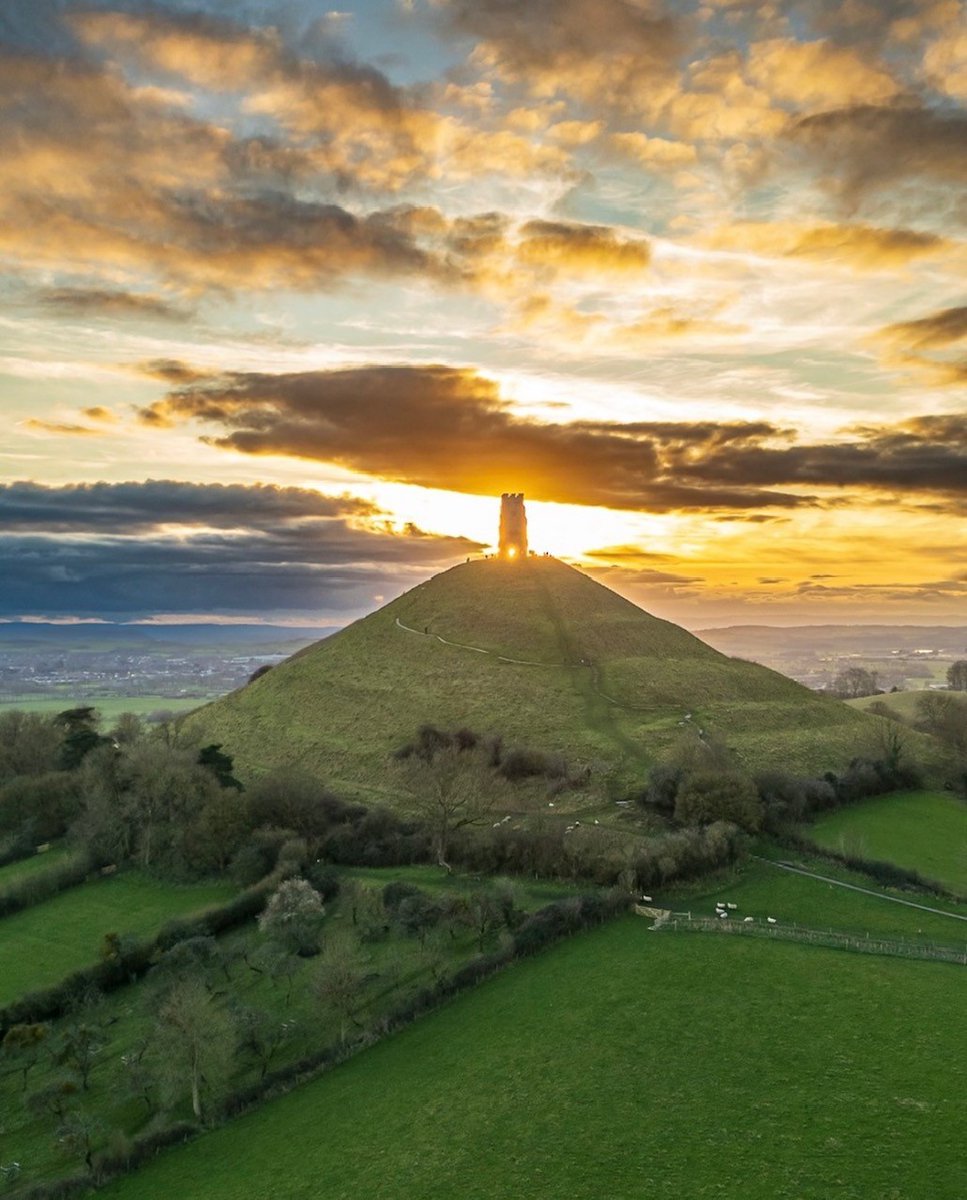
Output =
[
  {"x1": 808, "y1": 790, "x2": 967, "y2": 894},
  {"x1": 100, "y1": 916, "x2": 965, "y2": 1200}
]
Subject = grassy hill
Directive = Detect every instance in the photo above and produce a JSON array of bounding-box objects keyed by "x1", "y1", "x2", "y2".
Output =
[
  {"x1": 182, "y1": 558, "x2": 880, "y2": 797},
  {"x1": 99, "y1": 916, "x2": 965, "y2": 1200}
]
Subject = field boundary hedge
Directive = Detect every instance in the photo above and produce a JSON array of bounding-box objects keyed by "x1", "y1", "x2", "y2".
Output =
[
  {"x1": 775, "y1": 832, "x2": 967, "y2": 904},
  {"x1": 0, "y1": 852, "x2": 94, "y2": 921},
  {"x1": 0, "y1": 870, "x2": 285, "y2": 1037}
]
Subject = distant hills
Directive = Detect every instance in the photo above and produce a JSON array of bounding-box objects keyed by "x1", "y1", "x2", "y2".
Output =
[{"x1": 183, "y1": 558, "x2": 875, "y2": 797}]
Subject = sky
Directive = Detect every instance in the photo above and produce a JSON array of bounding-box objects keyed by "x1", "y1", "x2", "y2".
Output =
[{"x1": 1, "y1": 0, "x2": 965, "y2": 628}]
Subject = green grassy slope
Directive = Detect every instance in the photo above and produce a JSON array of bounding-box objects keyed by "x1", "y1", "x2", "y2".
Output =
[
  {"x1": 659, "y1": 851, "x2": 967, "y2": 940},
  {"x1": 0, "y1": 872, "x2": 234, "y2": 1004},
  {"x1": 807, "y1": 790, "x2": 967, "y2": 893},
  {"x1": 183, "y1": 558, "x2": 871, "y2": 794},
  {"x1": 100, "y1": 918, "x2": 965, "y2": 1200}
]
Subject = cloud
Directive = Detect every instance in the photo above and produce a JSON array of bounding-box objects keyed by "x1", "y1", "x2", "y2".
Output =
[
  {"x1": 879, "y1": 304, "x2": 967, "y2": 350},
  {"x1": 0, "y1": 480, "x2": 377, "y2": 533},
  {"x1": 607, "y1": 132, "x2": 697, "y2": 170},
  {"x1": 700, "y1": 220, "x2": 952, "y2": 270},
  {"x1": 0, "y1": 480, "x2": 481, "y2": 619},
  {"x1": 874, "y1": 304, "x2": 967, "y2": 384},
  {"x1": 785, "y1": 102, "x2": 967, "y2": 208},
  {"x1": 135, "y1": 362, "x2": 967, "y2": 513},
  {"x1": 72, "y1": 8, "x2": 575, "y2": 189},
  {"x1": 746, "y1": 37, "x2": 901, "y2": 110},
  {"x1": 434, "y1": 0, "x2": 688, "y2": 107},
  {"x1": 36, "y1": 288, "x2": 193, "y2": 322},
  {"x1": 515, "y1": 219, "x2": 651, "y2": 275},
  {"x1": 23, "y1": 420, "x2": 103, "y2": 437}
]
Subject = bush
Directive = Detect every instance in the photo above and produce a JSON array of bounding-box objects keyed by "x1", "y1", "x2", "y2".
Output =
[{"x1": 675, "y1": 771, "x2": 763, "y2": 832}]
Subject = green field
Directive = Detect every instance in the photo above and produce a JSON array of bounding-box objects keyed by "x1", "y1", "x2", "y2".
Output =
[
  {"x1": 185, "y1": 558, "x2": 879, "y2": 797},
  {"x1": 0, "y1": 866, "x2": 582, "y2": 1188},
  {"x1": 101, "y1": 917, "x2": 965, "y2": 1200},
  {"x1": 659, "y1": 851, "x2": 967, "y2": 942},
  {"x1": 0, "y1": 871, "x2": 234, "y2": 1004},
  {"x1": 807, "y1": 790, "x2": 967, "y2": 894},
  {"x1": 0, "y1": 695, "x2": 210, "y2": 721}
]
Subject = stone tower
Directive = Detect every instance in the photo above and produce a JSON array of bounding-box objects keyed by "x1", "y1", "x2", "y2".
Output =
[{"x1": 499, "y1": 493, "x2": 528, "y2": 560}]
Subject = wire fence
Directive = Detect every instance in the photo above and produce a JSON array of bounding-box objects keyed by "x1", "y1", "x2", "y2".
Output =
[{"x1": 654, "y1": 913, "x2": 967, "y2": 965}]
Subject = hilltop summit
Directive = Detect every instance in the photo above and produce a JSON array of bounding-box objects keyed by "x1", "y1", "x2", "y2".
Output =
[{"x1": 182, "y1": 557, "x2": 869, "y2": 795}]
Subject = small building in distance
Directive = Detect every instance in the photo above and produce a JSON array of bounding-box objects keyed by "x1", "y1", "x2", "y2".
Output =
[{"x1": 499, "y1": 493, "x2": 528, "y2": 560}]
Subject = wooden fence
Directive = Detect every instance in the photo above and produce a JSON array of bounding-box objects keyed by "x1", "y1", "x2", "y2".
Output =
[{"x1": 654, "y1": 913, "x2": 967, "y2": 965}]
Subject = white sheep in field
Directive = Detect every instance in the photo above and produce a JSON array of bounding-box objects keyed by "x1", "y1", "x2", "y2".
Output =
[
  {"x1": 767, "y1": 917, "x2": 777, "y2": 925},
  {"x1": 640, "y1": 895, "x2": 652, "y2": 902},
  {"x1": 718, "y1": 911, "x2": 729, "y2": 919},
  {"x1": 726, "y1": 903, "x2": 738, "y2": 910},
  {"x1": 743, "y1": 917, "x2": 754, "y2": 923}
]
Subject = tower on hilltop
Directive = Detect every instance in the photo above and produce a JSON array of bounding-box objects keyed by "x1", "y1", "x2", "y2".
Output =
[{"x1": 499, "y1": 493, "x2": 528, "y2": 560}]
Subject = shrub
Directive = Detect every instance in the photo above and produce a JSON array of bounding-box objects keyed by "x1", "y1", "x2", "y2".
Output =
[{"x1": 675, "y1": 771, "x2": 764, "y2": 832}]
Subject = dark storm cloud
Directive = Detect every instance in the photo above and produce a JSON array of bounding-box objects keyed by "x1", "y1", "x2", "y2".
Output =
[
  {"x1": 0, "y1": 481, "x2": 481, "y2": 619},
  {"x1": 137, "y1": 363, "x2": 967, "y2": 513},
  {"x1": 138, "y1": 363, "x2": 808, "y2": 511},
  {"x1": 0, "y1": 481, "x2": 377, "y2": 534}
]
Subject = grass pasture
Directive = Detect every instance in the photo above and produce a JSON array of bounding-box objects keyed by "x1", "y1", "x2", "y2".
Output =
[
  {"x1": 658, "y1": 850, "x2": 967, "y2": 942},
  {"x1": 0, "y1": 867, "x2": 577, "y2": 1189},
  {"x1": 0, "y1": 871, "x2": 234, "y2": 1005},
  {"x1": 101, "y1": 917, "x2": 966, "y2": 1200},
  {"x1": 0, "y1": 695, "x2": 208, "y2": 721},
  {"x1": 807, "y1": 790, "x2": 967, "y2": 894}
]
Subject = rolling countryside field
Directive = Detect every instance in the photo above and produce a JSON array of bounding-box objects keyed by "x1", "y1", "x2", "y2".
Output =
[
  {"x1": 99, "y1": 916, "x2": 966, "y2": 1200},
  {"x1": 808, "y1": 790, "x2": 967, "y2": 894},
  {"x1": 0, "y1": 871, "x2": 234, "y2": 1004}
]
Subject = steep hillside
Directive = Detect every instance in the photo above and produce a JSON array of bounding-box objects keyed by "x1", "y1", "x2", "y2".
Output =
[{"x1": 183, "y1": 558, "x2": 871, "y2": 796}]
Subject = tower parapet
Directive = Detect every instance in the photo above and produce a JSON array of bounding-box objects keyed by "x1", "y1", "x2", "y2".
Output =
[{"x1": 499, "y1": 493, "x2": 528, "y2": 560}]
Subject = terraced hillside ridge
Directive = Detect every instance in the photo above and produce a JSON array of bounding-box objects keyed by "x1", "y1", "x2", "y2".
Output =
[{"x1": 183, "y1": 557, "x2": 874, "y2": 796}]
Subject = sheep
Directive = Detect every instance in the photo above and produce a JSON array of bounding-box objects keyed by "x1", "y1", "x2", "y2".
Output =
[
  {"x1": 727, "y1": 903, "x2": 738, "y2": 911},
  {"x1": 767, "y1": 917, "x2": 777, "y2": 925},
  {"x1": 640, "y1": 895, "x2": 652, "y2": 903},
  {"x1": 718, "y1": 910, "x2": 729, "y2": 919},
  {"x1": 743, "y1": 917, "x2": 754, "y2": 923}
]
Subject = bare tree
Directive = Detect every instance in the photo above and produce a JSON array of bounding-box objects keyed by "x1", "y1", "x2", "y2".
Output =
[
  {"x1": 154, "y1": 979, "x2": 235, "y2": 1120},
  {"x1": 395, "y1": 740, "x2": 509, "y2": 871},
  {"x1": 311, "y1": 936, "x2": 367, "y2": 1046}
]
